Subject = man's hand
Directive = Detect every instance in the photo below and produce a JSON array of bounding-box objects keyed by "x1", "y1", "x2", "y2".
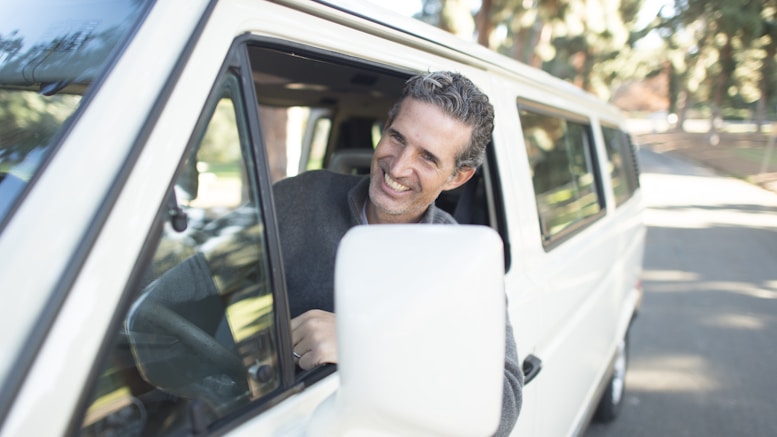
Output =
[{"x1": 291, "y1": 309, "x2": 337, "y2": 370}]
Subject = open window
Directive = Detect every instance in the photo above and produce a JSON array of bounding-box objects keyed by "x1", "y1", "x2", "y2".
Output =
[
  {"x1": 246, "y1": 42, "x2": 510, "y2": 267},
  {"x1": 247, "y1": 43, "x2": 507, "y2": 229}
]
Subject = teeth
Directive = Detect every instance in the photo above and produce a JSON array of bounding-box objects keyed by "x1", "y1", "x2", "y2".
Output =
[{"x1": 384, "y1": 173, "x2": 410, "y2": 192}]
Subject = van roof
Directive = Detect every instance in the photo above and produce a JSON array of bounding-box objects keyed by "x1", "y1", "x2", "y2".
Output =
[{"x1": 282, "y1": 0, "x2": 617, "y2": 116}]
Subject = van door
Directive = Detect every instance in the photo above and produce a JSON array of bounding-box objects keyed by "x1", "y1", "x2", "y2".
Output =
[{"x1": 490, "y1": 95, "x2": 618, "y2": 435}]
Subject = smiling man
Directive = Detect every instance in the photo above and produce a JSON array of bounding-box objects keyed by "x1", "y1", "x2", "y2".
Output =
[
  {"x1": 366, "y1": 97, "x2": 475, "y2": 224},
  {"x1": 273, "y1": 71, "x2": 522, "y2": 436}
]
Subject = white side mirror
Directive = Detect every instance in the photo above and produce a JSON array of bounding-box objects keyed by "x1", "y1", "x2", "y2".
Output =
[{"x1": 309, "y1": 225, "x2": 505, "y2": 437}]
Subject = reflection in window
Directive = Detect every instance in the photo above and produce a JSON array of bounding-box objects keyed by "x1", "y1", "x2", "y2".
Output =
[
  {"x1": 0, "y1": 0, "x2": 153, "y2": 223},
  {"x1": 0, "y1": 91, "x2": 80, "y2": 219},
  {"x1": 520, "y1": 108, "x2": 602, "y2": 245},
  {"x1": 80, "y1": 75, "x2": 278, "y2": 436}
]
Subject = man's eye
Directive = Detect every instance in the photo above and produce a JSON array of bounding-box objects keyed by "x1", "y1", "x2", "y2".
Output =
[{"x1": 422, "y1": 153, "x2": 437, "y2": 164}]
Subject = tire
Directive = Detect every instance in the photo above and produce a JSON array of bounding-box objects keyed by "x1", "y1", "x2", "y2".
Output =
[{"x1": 593, "y1": 331, "x2": 629, "y2": 422}]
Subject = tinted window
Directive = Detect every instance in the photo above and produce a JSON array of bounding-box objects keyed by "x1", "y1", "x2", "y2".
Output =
[
  {"x1": 79, "y1": 74, "x2": 279, "y2": 435},
  {"x1": 519, "y1": 106, "x2": 603, "y2": 247}
]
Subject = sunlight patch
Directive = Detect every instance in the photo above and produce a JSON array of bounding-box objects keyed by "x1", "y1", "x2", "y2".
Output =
[
  {"x1": 627, "y1": 354, "x2": 717, "y2": 393},
  {"x1": 704, "y1": 281, "x2": 777, "y2": 300},
  {"x1": 642, "y1": 269, "x2": 699, "y2": 282},
  {"x1": 702, "y1": 313, "x2": 766, "y2": 330}
]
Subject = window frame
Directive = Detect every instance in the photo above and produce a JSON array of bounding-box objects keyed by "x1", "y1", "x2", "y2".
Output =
[
  {"x1": 233, "y1": 40, "x2": 298, "y2": 392},
  {"x1": 483, "y1": 146, "x2": 512, "y2": 271},
  {"x1": 517, "y1": 99, "x2": 606, "y2": 251}
]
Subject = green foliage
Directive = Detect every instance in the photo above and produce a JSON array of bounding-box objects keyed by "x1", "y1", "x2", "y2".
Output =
[
  {"x1": 197, "y1": 98, "x2": 241, "y2": 165},
  {"x1": 423, "y1": 0, "x2": 777, "y2": 128},
  {"x1": 654, "y1": 0, "x2": 777, "y2": 130}
]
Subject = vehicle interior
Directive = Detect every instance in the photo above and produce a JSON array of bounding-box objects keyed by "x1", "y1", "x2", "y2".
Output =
[{"x1": 248, "y1": 44, "x2": 500, "y2": 229}]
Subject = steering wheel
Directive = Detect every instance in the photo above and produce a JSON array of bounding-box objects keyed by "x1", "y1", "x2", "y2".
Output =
[{"x1": 136, "y1": 298, "x2": 246, "y2": 379}]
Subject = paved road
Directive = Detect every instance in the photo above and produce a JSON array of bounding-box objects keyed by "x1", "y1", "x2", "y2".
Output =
[{"x1": 584, "y1": 149, "x2": 777, "y2": 437}]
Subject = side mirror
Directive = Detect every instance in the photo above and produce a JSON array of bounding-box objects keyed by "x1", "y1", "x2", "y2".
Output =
[{"x1": 309, "y1": 225, "x2": 506, "y2": 437}]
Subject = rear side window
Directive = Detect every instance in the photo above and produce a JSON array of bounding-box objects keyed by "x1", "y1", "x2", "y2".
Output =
[
  {"x1": 519, "y1": 104, "x2": 604, "y2": 248},
  {"x1": 601, "y1": 125, "x2": 640, "y2": 206}
]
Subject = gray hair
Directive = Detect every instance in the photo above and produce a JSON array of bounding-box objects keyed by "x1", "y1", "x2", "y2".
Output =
[{"x1": 387, "y1": 71, "x2": 494, "y2": 170}]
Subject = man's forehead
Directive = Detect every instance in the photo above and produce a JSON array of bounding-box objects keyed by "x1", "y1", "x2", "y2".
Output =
[{"x1": 392, "y1": 99, "x2": 472, "y2": 152}]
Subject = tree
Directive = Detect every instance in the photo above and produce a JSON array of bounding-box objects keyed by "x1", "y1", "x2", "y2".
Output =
[
  {"x1": 419, "y1": 0, "x2": 777, "y2": 120},
  {"x1": 468, "y1": 0, "x2": 645, "y2": 99},
  {"x1": 656, "y1": 0, "x2": 774, "y2": 134},
  {"x1": 754, "y1": 4, "x2": 777, "y2": 131}
]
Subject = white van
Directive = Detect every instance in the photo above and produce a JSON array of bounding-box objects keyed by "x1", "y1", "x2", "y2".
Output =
[{"x1": 0, "y1": 0, "x2": 645, "y2": 436}]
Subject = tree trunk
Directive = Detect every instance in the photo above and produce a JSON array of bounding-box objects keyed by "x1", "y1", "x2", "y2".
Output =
[
  {"x1": 476, "y1": 0, "x2": 493, "y2": 47},
  {"x1": 709, "y1": 40, "x2": 734, "y2": 137},
  {"x1": 755, "y1": 42, "x2": 776, "y2": 133},
  {"x1": 675, "y1": 89, "x2": 689, "y2": 132}
]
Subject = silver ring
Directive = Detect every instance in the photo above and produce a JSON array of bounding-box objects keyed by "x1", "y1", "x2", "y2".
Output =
[{"x1": 293, "y1": 351, "x2": 302, "y2": 359}]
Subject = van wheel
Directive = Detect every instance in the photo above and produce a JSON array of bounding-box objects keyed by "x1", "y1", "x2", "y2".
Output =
[{"x1": 593, "y1": 333, "x2": 628, "y2": 422}]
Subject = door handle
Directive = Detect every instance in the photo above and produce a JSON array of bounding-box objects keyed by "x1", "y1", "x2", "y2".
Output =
[{"x1": 522, "y1": 354, "x2": 542, "y2": 385}]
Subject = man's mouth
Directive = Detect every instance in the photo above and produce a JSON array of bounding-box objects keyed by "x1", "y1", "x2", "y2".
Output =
[{"x1": 384, "y1": 172, "x2": 411, "y2": 192}]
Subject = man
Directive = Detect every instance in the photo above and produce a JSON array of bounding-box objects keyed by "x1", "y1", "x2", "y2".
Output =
[{"x1": 273, "y1": 71, "x2": 522, "y2": 436}]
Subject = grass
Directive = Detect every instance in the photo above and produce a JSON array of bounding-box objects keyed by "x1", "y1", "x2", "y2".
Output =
[{"x1": 730, "y1": 147, "x2": 777, "y2": 168}]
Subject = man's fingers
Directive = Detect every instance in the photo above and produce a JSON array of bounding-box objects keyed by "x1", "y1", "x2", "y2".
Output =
[
  {"x1": 290, "y1": 310, "x2": 337, "y2": 370},
  {"x1": 295, "y1": 350, "x2": 320, "y2": 370},
  {"x1": 291, "y1": 309, "x2": 327, "y2": 334}
]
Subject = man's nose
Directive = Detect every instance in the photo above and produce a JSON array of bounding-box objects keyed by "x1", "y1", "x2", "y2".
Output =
[{"x1": 389, "y1": 146, "x2": 415, "y2": 177}]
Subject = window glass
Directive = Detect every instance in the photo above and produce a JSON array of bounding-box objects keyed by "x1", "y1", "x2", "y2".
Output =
[
  {"x1": 601, "y1": 125, "x2": 635, "y2": 206},
  {"x1": 79, "y1": 74, "x2": 279, "y2": 436},
  {"x1": 624, "y1": 134, "x2": 641, "y2": 191},
  {"x1": 520, "y1": 107, "x2": 602, "y2": 245},
  {"x1": 0, "y1": 0, "x2": 153, "y2": 223}
]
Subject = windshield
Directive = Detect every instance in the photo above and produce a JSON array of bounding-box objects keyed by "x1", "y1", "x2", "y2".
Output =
[{"x1": 0, "y1": 0, "x2": 153, "y2": 223}]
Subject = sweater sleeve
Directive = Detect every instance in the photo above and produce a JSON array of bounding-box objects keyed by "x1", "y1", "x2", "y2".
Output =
[{"x1": 495, "y1": 307, "x2": 523, "y2": 436}]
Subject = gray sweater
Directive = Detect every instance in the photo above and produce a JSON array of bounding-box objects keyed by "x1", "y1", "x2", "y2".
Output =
[{"x1": 273, "y1": 170, "x2": 522, "y2": 436}]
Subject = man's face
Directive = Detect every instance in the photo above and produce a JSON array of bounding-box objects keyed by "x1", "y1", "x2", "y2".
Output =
[{"x1": 367, "y1": 98, "x2": 475, "y2": 224}]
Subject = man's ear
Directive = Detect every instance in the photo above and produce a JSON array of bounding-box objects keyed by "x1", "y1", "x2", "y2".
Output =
[{"x1": 443, "y1": 166, "x2": 476, "y2": 191}]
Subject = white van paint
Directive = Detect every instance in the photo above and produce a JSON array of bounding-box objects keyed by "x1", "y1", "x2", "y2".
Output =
[{"x1": 0, "y1": 0, "x2": 644, "y2": 436}]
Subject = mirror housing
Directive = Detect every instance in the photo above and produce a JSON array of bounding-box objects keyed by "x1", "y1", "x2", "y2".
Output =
[{"x1": 308, "y1": 225, "x2": 506, "y2": 436}]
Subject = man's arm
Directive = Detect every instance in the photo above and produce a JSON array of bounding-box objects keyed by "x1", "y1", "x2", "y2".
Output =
[{"x1": 496, "y1": 309, "x2": 523, "y2": 436}]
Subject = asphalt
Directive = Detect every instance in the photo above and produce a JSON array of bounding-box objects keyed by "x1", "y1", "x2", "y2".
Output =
[{"x1": 634, "y1": 131, "x2": 777, "y2": 194}]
